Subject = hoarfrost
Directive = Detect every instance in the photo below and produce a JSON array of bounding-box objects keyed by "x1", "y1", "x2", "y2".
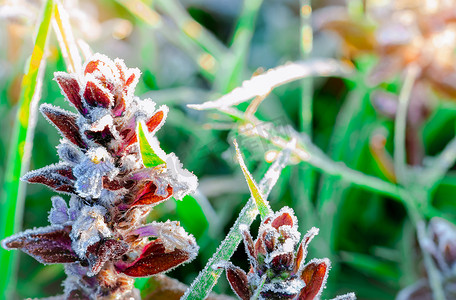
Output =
[
  {"x1": 70, "y1": 205, "x2": 112, "y2": 257},
  {"x1": 188, "y1": 59, "x2": 352, "y2": 110},
  {"x1": 57, "y1": 140, "x2": 84, "y2": 164},
  {"x1": 130, "y1": 220, "x2": 198, "y2": 253},
  {"x1": 73, "y1": 147, "x2": 117, "y2": 198},
  {"x1": 260, "y1": 279, "x2": 304, "y2": 298},
  {"x1": 182, "y1": 147, "x2": 291, "y2": 300},
  {"x1": 330, "y1": 292, "x2": 357, "y2": 300},
  {"x1": 161, "y1": 153, "x2": 198, "y2": 200},
  {"x1": 49, "y1": 196, "x2": 70, "y2": 225}
]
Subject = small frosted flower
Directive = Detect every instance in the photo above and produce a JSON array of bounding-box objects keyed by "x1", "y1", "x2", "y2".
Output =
[
  {"x1": 218, "y1": 207, "x2": 355, "y2": 300},
  {"x1": 397, "y1": 217, "x2": 456, "y2": 300},
  {"x1": 2, "y1": 54, "x2": 198, "y2": 298}
]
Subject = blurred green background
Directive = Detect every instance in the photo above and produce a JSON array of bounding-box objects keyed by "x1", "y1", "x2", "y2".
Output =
[{"x1": 1, "y1": 0, "x2": 456, "y2": 299}]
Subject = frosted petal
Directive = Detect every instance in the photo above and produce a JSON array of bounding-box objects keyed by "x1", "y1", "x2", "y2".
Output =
[{"x1": 49, "y1": 196, "x2": 70, "y2": 225}]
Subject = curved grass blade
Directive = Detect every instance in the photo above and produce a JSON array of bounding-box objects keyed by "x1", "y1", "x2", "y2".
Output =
[
  {"x1": 0, "y1": 0, "x2": 54, "y2": 298},
  {"x1": 181, "y1": 147, "x2": 290, "y2": 300},
  {"x1": 189, "y1": 59, "x2": 353, "y2": 111},
  {"x1": 52, "y1": 0, "x2": 82, "y2": 73},
  {"x1": 115, "y1": 0, "x2": 217, "y2": 80},
  {"x1": 233, "y1": 139, "x2": 272, "y2": 219}
]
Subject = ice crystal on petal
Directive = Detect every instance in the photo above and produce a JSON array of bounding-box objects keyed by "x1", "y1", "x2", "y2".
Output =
[
  {"x1": 49, "y1": 196, "x2": 70, "y2": 225},
  {"x1": 71, "y1": 205, "x2": 112, "y2": 258},
  {"x1": 130, "y1": 221, "x2": 198, "y2": 252},
  {"x1": 161, "y1": 153, "x2": 198, "y2": 200}
]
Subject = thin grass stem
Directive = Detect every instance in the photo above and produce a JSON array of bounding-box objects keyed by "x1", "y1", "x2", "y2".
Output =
[
  {"x1": 115, "y1": 0, "x2": 217, "y2": 80},
  {"x1": 394, "y1": 65, "x2": 419, "y2": 184},
  {"x1": 216, "y1": 0, "x2": 264, "y2": 92},
  {"x1": 0, "y1": 0, "x2": 54, "y2": 298},
  {"x1": 154, "y1": 0, "x2": 227, "y2": 62},
  {"x1": 52, "y1": 0, "x2": 82, "y2": 73},
  {"x1": 182, "y1": 148, "x2": 290, "y2": 299}
]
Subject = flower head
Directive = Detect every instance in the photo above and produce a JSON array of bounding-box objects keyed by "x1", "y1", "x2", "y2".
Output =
[
  {"x1": 2, "y1": 54, "x2": 198, "y2": 298},
  {"x1": 218, "y1": 207, "x2": 355, "y2": 300}
]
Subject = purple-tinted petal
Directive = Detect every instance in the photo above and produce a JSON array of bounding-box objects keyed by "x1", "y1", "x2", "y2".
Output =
[
  {"x1": 40, "y1": 104, "x2": 87, "y2": 148},
  {"x1": 84, "y1": 125, "x2": 115, "y2": 146},
  {"x1": 116, "y1": 239, "x2": 193, "y2": 277},
  {"x1": 271, "y1": 252, "x2": 294, "y2": 271},
  {"x1": 254, "y1": 231, "x2": 267, "y2": 258},
  {"x1": 2, "y1": 225, "x2": 78, "y2": 264},
  {"x1": 54, "y1": 72, "x2": 87, "y2": 115},
  {"x1": 241, "y1": 227, "x2": 256, "y2": 265},
  {"x1": 48, "y1": 196, "x2": 69, "y2": 225}
]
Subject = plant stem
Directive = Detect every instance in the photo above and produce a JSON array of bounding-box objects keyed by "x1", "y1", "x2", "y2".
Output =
[
  {"x1": 393, "y1": 65, "x2": 445, "y2": 300},
  {"x1": 154, "y1": 0, "x2": 227, "y2": 62},
  {"x1": 0, "y1": 0, "x2": 54, "y2": 298},
  {"x1": 394, "y1": 65, "x2": 418, "y2": 184},
  {"x1": 216, "y1": 0, "x2": 264, "y2": 92},
  {"x1": 299, "y1": 0, "x2": 313, "y2": 134},
  {"x1": 182, "y1": 148, "x2": 289, "y2": 299},
  {"x1": 116, "y1": 0, "x2": 217, "y2": 80}
]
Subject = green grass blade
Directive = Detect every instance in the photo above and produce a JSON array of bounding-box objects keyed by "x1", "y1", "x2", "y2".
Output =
[
  {"x1": 0, "y1": 0, "x2": 54, "y2": 298},
  {"x1": 155, "y1": 0, "x2": 227, "y2": 62},
  {"x1": 394, "y1": 65, "x2": 418, "y2": 185},
  {"x1": 233, "y1": 139, "x2": 272, "y2": 219},
  {"x1": 298, "y1": 0, "x2": 315, "y2": 230},
  {"x1": 216, "y1": 0, "x2": 264, "y2": 92},
  {"x1": 115, "y1": 0, "x2": 217, "y2": 80},
  {"x1": 181, "y1": 148, "x2": 290, "y2": 300}
]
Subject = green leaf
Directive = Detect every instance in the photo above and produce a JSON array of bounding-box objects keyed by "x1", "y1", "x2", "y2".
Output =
[
  {"x1": 233, "y1": 139, "x2": 272, "y2": 219},
  {"x1": 176, "y1": 195, "x2": 208, "y2": 239},
  {"x1": 137, "y1": 121, "x2": 166, "y2": 168}
]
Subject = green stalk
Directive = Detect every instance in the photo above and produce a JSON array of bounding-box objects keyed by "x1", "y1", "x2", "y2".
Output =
[
  {"x1": 297, "y1": 0, "x2": 315, "y2": 230},
  {"x1": 182, "y1": 148, "x2": 289, "y2": 299},
  {"x1": 115, "y1": 0, "x2": 217, "y2": 80},
  {"x1": 299, "y1": 0, "x2": 313, "y2": 134},
  {"x1": 393, "y1": 65, "x2": 445, "y2": 300},
  {"x1": 154, "y1": 0, "x2": 227, "y2": 62},
  {"x1": 0, "y1": 0, "x2": 54, "y2": 298},
  {"x1": 216, "y1": 0, "x2": 264, "y2": 92},
  {"x1": 394, "y1": 65, "x2": 419, "y2": 184}
]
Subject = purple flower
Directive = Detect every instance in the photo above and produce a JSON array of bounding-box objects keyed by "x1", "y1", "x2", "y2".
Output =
[{"x1": 2, "y1": 54, "x2": 198, "y2": 298}]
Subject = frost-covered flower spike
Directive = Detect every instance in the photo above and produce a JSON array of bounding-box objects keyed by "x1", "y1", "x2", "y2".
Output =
[
  {"x1": 2, "y1": 54, "x2": 198, "y2": 299},
  {"x1": 218, "y1": 207, "x2": 356, "y2": 300}
]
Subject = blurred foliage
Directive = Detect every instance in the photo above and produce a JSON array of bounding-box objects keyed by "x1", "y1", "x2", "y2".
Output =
[{"x1": 1, "y1": 0, "x2": 456, "y2": 299}]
